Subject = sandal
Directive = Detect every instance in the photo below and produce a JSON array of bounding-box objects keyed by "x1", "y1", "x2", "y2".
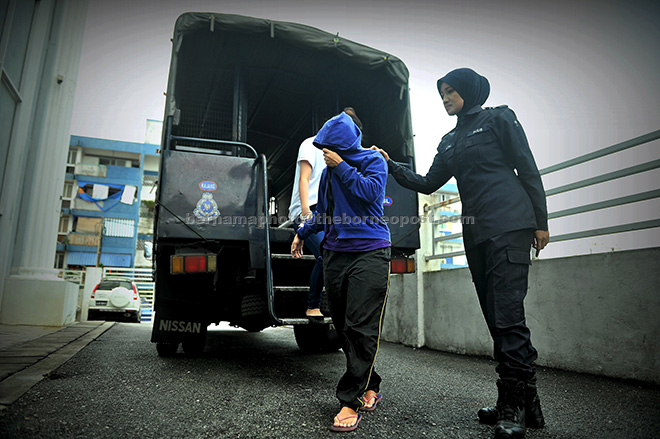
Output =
[
  {"x1": 329, "y1": 413, "x2": 362, "y2": 432},
  {"x1": 360, "y1": 393, "x2": 382, "y2": 412}
]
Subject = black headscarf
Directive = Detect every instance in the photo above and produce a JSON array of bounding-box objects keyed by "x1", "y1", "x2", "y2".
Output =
[{"x1": 437, "y1": 68, "x2": 490, "y2": 117}]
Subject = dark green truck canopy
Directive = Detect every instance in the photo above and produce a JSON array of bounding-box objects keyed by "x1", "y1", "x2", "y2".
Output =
[{"x1": 164, "y1": 12, "x2": 416, "y2": 199}]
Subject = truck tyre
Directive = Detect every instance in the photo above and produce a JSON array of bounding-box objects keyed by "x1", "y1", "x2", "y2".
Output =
[
  {"x1": 156, "y1": 342, "x2": 179, "y2": 357},
  {"x1": 240, "y1": 294, "x2": 268, "y2": 332},
  {"x1": 241, "y1": 294, "x2": 267, "y2": 317},
  {"x1": 294, "y1": 324, "x2": 342, "y2": 352}
]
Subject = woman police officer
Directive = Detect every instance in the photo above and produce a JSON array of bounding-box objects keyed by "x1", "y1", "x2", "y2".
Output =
[{"x1": 373, "y1": 68, "x2": 549, "y2": 439}]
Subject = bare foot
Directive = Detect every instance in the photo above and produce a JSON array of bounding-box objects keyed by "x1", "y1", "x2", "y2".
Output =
[
  {"x1": 363, "y1": 390, "x2": 379, "y2": 409},
  {"x1": 333, "y1": 406, "x2": 358, "y2": 428},
  {"x1": 306, "y1": 308, "x2": 323, "y2": 317}
]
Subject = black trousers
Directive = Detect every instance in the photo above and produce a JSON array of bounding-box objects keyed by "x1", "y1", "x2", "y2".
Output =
[
  {"x1": 465, "y1": 229, "x2": 538, "y2": 379},
  {"x1": 323, "y1": 247, "x2": 391, "y2": 411}
]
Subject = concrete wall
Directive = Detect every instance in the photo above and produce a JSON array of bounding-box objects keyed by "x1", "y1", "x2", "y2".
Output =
[
  {"x1": 382, "y1": 247, "x2": 660, "y2": 384},
  {"x1": 1, "y1": 277, "x2": 78, "y2": 326},
  {"x1": 382, "y1": 270, "x2": 421, "y2": 347}
]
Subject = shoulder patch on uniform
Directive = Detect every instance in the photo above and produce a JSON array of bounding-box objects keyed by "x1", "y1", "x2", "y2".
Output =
[
  {"x1": 488, "y1": 105, "x2": 518, "y2": 123},
  {"x1": 485, "y1": 105, "x2": 509, "y2": 110}
]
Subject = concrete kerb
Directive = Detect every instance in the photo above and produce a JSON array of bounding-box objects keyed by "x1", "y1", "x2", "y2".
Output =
[{"x1": 0, "y1": 321, "x2": 115, "y2": 407}]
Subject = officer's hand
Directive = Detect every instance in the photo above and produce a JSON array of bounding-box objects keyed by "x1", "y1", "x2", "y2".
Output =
[
  {"x1": 533, "y1": 230, "x2": 550, "y2": 257},
  {"x1": 370, "y1": 145, "x2": 390, "y2": 162},
  {"x1": 323, "y1": 149, "x2": 343, "y2": 167},
  {"x1": 291, "y1": 234, "x2": 304, "y2": 259}
]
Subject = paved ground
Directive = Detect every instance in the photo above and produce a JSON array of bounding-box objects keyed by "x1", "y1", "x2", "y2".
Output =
[
  {"x1": 0, "y1": 321, "x2": 114, "y2": 406},
  {"x1": 0, "y1": 321, "x2": 658, "y2": 438}
]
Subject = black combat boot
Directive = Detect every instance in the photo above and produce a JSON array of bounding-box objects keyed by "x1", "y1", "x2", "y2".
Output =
[
  {"x1": 478, "y1": 376, "x2": 545, "y2": 428},
  {"x1": 523, "y1": 375, "x2": 545, "y2": 428},
  {"x1": 493, "y1": 377, "x2": 526, "y2": 439}
]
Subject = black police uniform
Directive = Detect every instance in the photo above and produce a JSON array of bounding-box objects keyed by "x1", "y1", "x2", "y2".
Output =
[{"x1": 388, "y1": 104, "x2": 548, "y2": 379}]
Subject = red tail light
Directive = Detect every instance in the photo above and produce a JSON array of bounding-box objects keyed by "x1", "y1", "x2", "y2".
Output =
[
  {"x1": 390, "y1": 257, "x2": 415, "y2": 274},
  {"x1": 132, "y1": 285, "x2": 138, "y2": 300},
  {"x1": 170, "y1": 254, "x2": 217, "y2": 274},
  {"x1": 184, "y1": 255, "x2": 207, "y2": 273},
  {"x1": 91, "y1": 283, "x2": 100, "y2": 299}
]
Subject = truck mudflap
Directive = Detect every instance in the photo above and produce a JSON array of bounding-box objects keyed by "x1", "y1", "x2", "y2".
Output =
[
  {"x1": 151, "y1": 302, "x2": 207, "y2": 343},
  {"x1": 151, "y1": 301, "x2": 209, "y2": 356}
]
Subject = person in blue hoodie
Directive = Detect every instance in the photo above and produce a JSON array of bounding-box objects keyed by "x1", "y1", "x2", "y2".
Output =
[{"x1": 291, "y1": 109, "x2": 391, "y2": 432}]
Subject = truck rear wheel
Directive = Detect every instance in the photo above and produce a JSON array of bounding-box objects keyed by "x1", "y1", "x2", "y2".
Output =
[
  {"x1": 241, "y1": 294, "x2": 267, "y2": 316},
  {"x1": 241, "y1": 294, "x2": 269, "y2": 332},
  {"x1": 294, "y1": 324, "x2": 342, "y2": 352}
]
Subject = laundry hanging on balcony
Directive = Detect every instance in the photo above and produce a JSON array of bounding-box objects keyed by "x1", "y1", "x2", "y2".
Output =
[{"x1": 77, "y1": 181, "x2": 124, "y2": 212}]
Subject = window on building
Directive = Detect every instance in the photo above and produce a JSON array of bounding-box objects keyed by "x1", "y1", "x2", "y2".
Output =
[
  {"x1": 54, "y1": 252, "x2": 65, "y2": 269},
  {"x1": 58, "y1": 215, "x2": 70, "y2": 234},
  {"x1": 98, "y1": 157, "x2": 138, "y2": 168},
  {"x1": 103, "y1": 218, "x2": 135, "y2": 238},
  {"x1": 67, "y1": 148, "x2": 77, "y2": 164},
  {"x1": 62, "y1": 181, "x2": 74, "y2": 198}
]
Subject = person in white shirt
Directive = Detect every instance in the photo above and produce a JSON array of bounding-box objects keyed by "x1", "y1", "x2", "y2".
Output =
[{"x1": 288, "y1": 135, "x2": 327, "y2": 319}]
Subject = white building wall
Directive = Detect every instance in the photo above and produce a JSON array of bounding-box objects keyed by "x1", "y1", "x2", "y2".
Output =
[{"x1": 0, "y1": 0, "x2": 89, "y2": 325}]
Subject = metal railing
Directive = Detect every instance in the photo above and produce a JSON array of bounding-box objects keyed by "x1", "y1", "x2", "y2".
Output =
[
  {"x1": 424, "y1": 196, "x2": 465, "y2": 263},
  {"x1": 425, "y1": 129, "x2": 660, "y2": 264},
  {"x1": 540, "y1": 130, "x2": 660, "y2": 243},
  {"x1": 57, "y1": 269, "x2": 85, "y2": 285}
]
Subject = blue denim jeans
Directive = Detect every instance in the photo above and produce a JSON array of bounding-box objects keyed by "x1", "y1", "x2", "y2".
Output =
[{"x1": 293, "y1": 214, "x2": 325, "y2": 310}]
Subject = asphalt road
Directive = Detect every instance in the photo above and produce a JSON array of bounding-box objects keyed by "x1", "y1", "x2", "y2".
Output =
[{"x1": 1, "y1": 322, "x2": 658, "y2": 438}]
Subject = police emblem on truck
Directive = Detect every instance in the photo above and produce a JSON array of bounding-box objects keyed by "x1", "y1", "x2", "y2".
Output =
[{"x1": 193, "y1": 181, "x2": 220, "y2": 220}]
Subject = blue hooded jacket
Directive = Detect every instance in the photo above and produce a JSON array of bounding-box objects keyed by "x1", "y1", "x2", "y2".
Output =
[{"x1": 297, "y1": 112, "x2": 390, "y2": 243}]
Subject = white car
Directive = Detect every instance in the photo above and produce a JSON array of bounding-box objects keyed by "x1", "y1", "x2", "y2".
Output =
[{"x1": 88, "y1": 277, "x2": 142, "y2": 323}]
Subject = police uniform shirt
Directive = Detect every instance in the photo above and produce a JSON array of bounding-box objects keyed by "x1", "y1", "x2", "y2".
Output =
[{"x1": 388, "y1": 105, "x2": 548, "y2": 250}]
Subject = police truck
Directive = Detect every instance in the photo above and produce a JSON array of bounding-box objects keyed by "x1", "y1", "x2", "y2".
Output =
[{"x1": 151, "y1": 12, "x2": 420, "y2": 356}]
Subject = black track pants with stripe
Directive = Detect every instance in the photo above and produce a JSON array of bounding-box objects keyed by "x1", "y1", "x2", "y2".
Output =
[{"x1": 323, "y1": 247, "x2": 391, "y2": 411}]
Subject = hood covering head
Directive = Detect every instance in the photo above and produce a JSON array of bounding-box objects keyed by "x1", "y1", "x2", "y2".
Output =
[
  {"x1": 313, "y1": 112, "x2": 373, "y2": 165},
  {"x1": 437, "y1": 68, "x2": 490, "y2": 117}
]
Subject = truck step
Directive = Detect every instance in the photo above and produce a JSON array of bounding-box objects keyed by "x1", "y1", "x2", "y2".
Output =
[
  {"x1": 279, "y1": 317, "x2": 333, "y2": 325},
  {"x1": 273, "y1": 286, "x2": 309, "y2": 292},
  {"x1": 271, "y1": 253, "x2": 316, "y2": 261}
]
